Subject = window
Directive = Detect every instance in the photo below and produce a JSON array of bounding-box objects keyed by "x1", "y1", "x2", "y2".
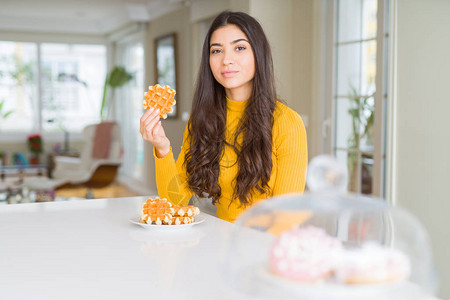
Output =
[
  {"x1": 332, "y1": 0, "x2": 389, "y2": 196},
  {"x1": 41, "y1": 43, "x2": 106, "y2": 132},
  {"x1": 0, "y1": 41, "x2": 37, "y2": 132},
  {"x1": 0, "y1": 41, "x2": 106, "y2": 134}
]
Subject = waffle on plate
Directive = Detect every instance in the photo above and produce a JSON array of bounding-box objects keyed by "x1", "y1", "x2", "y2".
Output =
[{"x1": 139, "y1": 197, "x2": 200, "y2": 225}]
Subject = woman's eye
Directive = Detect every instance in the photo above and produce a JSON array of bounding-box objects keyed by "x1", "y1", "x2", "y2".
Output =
[
  {"x1": 236, "y1": 46, "x2": 246, "y2": 51},
  {"x1": 211, "y1": 49, "x2": 221, "y2": 54}
]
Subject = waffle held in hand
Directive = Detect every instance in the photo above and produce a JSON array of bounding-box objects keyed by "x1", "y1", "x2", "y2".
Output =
[
  {"x1": 139, "y1": 197, "x2": 200, "y2": 225},
  {"x1": 143, "y1": 84, "x2": 176, "y2": 119}
]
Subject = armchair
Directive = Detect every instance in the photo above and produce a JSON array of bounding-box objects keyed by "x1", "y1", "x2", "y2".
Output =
[{"x1": 52, "y1": 122, "x2": 123, "y2": 198}]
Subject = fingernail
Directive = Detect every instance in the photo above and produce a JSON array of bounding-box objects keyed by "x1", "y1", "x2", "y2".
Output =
[
  {"x1": 149, "y1": 107, "x2": 154, "y2": 112},
  {"x1": 156, "y1": 109, "x2": 160, "y2": 113}
]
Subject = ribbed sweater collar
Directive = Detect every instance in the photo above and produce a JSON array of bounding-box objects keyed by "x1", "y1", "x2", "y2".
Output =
[{"x1": 226, "y1": 96, "x2": 248, "y2": 112}]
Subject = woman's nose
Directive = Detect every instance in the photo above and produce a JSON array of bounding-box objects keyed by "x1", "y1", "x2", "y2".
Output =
[{"x1": 223, "y1": 51, "x2": 234, "y2": 65}]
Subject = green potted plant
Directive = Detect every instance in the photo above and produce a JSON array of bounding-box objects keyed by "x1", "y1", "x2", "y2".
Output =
[
  {"x1": 347, "y1": 85, "x2": 375, "y2": 193},
  {"x1": 100, "y1": 66, "x2": 133, "y2": 121}
]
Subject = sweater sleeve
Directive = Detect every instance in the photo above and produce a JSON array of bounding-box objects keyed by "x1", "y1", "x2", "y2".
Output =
[
  {"x1": 272, "y1": 105, "x2": 308, "y2": 196},
  {"x1": 154, "y1": 126, "x2": 193, "y2": 206}
]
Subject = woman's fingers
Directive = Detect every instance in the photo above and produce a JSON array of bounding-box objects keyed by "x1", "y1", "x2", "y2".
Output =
[
  {"x1": 140, "y1": 109, "x2": 152, "y2": 135},
  {"x1": 144, "y1": 115, "x2": 160, "y2": 136},
  {"x1": 141, "y1": 109, "x2": 167, "y2": 144},
  {"x1": 140, "y1": 107, "x2": 160, "y2": 127},
  {"x1": 152, "y1": 120, "x2": 162, "y2": 137},
  {"x1": 140, "y1": 107, "x2": 169, "y2": 150},
  {"x1": 140, "y1": 107, "x2": 154, "y2": 127},
  {"x1": 143, "y1": 111, "x2": 160, "y2": 128},
  {"x1": 140, "y1": 108, "x2": 160, "y2": 135}
]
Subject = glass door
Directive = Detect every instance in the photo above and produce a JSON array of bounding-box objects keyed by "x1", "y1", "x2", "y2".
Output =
[
  {"x1": 115, "y1": 38, "x2": 145, "y2": 183},
  {"x1": 332, "y1": 0, "x2": 389, "y2": 196}
]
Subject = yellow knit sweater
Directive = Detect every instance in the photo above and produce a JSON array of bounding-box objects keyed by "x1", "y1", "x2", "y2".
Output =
[{"x1": 154, "y1": 97, "x2": 308, "y2": 222}]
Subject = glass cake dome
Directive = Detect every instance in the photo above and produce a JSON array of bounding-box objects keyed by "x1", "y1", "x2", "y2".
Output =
[{"x1": 222, "y1": 155, "x2": 438, "y2": 300}]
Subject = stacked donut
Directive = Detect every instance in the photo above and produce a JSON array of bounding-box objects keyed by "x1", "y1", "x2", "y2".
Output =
[
  {"x1": 269, "y1": 226, "x2": 411, "y2": 284},
  {"x1": 139, "y1": 197, "x2": 200, "y2": 225}
]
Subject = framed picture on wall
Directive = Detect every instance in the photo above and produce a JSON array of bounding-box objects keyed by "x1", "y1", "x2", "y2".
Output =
[{"x1": 154, "y1": 33, "x2": 178, "y2": 119}]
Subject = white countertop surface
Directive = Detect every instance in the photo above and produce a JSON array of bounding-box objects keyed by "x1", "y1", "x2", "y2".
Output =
[{"x1": 0, "y1": 197, "x2": 441, "y2": 300}]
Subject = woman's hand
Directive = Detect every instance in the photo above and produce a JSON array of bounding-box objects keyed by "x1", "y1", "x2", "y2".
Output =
[{"x1": 140, "y1": 107, "x2": 171, "y2": 158}]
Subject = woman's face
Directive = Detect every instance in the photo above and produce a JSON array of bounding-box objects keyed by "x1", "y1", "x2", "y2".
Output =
[{"x1": 209, "y1": 24, "x2": 255, "y2": 101}]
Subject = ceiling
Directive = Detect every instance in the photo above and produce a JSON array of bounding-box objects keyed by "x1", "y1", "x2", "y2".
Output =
[{"x1": 0, "y1": 0, "x2": 190, "y2": 35}]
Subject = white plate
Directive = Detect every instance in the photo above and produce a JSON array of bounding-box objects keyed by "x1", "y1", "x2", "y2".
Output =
[{"x1": 129, "y1": 213, "x2": 207, "y2": 230}]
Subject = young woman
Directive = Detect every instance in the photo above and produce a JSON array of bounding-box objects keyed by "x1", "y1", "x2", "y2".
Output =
[{"x1": 140, "y1": 11, "x2": 307, "y2": 222}]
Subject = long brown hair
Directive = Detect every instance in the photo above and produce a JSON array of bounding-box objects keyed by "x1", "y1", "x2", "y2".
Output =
[{"x1": 185, "y1": 11, "x2": 276, "y2": 206}]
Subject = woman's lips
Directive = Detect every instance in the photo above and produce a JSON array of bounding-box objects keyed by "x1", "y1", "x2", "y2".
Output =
[{"x1": 221, "y1": 70, "x2": 238, "y2": 78}]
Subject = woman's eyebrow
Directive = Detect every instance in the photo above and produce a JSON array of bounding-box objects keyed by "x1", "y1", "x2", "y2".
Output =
[
  {"x1": 231, "y1": 38, "x2": 249, "y2": 44},
  {"x1": 210, "y1": 38, "x2": 249, "y2": 48}
]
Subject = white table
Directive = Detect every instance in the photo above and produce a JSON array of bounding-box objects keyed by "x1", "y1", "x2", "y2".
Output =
[{"x1": 0, "y1": 197, "x2": 441, "y2": 300}]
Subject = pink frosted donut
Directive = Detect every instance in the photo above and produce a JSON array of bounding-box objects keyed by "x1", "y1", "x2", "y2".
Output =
[
  {"x1": 335, "y1": 242, "x2": 411, "y2": 284},
  {"x1": 269, "y1": 226, "x2": 343, "y2": 282}
]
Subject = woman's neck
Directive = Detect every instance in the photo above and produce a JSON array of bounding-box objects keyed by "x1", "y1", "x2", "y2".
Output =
[{"x1": 225, "y1": 82, "x2": 252, "y2": 102}]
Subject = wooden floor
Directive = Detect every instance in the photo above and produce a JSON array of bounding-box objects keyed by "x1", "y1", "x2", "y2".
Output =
[{"x1": 55, "y1": 182, "x2": 141, "y2": 199}]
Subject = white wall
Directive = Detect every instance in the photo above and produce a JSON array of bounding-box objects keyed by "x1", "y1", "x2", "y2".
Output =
[
  {"x1": 292, "y1": 0, "x2": 313, "y2": 157},
  {"x1": 395, "y1": 0, "x2": 450, "y2": 297},
  {"x1": 250, "y1": 0, "x2": 294, "y2": 107}
]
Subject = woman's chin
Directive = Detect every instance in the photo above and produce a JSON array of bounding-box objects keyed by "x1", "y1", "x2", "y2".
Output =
[{"x1": 221, "y1": 81, "x2": 253, "y2": 92}]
